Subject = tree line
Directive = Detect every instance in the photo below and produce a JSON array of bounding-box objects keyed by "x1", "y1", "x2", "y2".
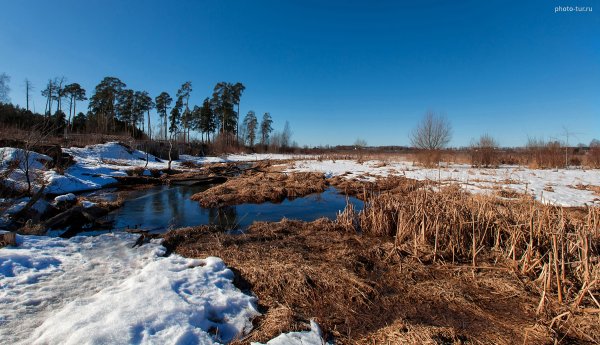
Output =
[{"x1": 0, "y1": 73, "x2": 290, "y2": 149}]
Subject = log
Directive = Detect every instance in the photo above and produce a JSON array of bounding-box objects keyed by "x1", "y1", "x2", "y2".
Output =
[
  {"x1": 44, "y1": 205, "x2": 110, "y2": 230},
  {"x1": 44, "y1": 206, "x2": 87, "y2": 229}
]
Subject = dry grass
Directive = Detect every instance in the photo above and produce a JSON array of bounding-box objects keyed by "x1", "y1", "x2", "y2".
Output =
[
  {"x1": 167, "y1": 173, "x2": 600, "y2": 343},
  {"x1": 343, "y1": 185, "x2": 600, "y2": 339},
  {"x1": 587, "y1": 146, "x2": 600, "y2": 168},
  {"x1": 190, "y1": 171, "x2": 327, "y2": 207},
  {"x1": 413, "y1": 149, "x2": 443, "y2": 167},
  {"x1": 164, "y1": 219, "x2": 560, "y2": 344}
]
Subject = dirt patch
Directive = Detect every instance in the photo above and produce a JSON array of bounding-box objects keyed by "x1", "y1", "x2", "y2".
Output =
[
  {"x1": 190, "y1": 171, "x2": 327, "y2": 207},
  {"x1": 163, "y1": 219, "x2": 562, "y2": 344}
]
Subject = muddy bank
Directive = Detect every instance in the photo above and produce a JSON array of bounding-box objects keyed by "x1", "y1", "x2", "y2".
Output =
[
  {"x1": 191, "y1": 171, "x2": 328, "y2": 207},
  {"x1": 163, "y1": 219, "x2": 561, "y2": 345}
]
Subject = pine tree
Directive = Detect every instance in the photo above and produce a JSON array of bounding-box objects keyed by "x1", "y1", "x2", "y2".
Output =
[
  {"x1": 176, "y1": 81, "x2": 192, "y2": 142},
  {"x1": 169, "y1": 101, "x2": 182, "y2": 138},
  {"x1": 136, "y1": 91, "x2": 154, "y2": 139},
  {"x1": 62, "y1": 83, "x2": 87, "y2": 133},
  {"x1": 260, "y1": 112, "x2": 273, "y2": 146},
  {"x1": 243, "y1": 110, "x2": 258, "y2": 147},
  {"x1": 155, "y1": 92, "x2": 172, "y2": 140},
  {"x1": 88, "y1": 77, "x2": 126, "y2": 133},
  {"x1": 199, "y1": 97, "x2": 216, "y2": 143}
]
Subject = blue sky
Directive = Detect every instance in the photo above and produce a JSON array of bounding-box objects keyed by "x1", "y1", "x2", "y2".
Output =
[{"x1": 1, "y1": 0, "x2": 598, "y2": 147}]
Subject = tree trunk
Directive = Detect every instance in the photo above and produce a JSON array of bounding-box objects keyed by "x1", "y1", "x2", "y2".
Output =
[
  {"x1": 65, "y1": 99, "x2": 72, "y2": 136},
  {"x1": 73, "y1": 99, "x2": 76, "y2": 131},
  {"x1": 236, "y1": 103, "x2": 240, "y2": 145},
  {"x1": 164, "y1": 114, "x2": 168, "y2": 140},
  {"x1": 168, "y1": 139, "x2": 173, "y2": 171},
  {"x1": 147, "y1": 110, "x2": 151, "y2": 140}
]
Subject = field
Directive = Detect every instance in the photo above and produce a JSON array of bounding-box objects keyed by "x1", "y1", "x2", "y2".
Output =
[{"x1": 1, "y1": 143, "x2": 599, "y2": 344}]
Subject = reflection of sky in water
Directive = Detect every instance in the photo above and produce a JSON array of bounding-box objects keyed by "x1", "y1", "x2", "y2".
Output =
[{"x1": 105, "y1": 186, "x2": 363, "y2": 233}]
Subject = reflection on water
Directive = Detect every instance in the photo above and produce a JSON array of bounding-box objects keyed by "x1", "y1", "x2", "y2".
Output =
[{"x1": 104, "y1": 185, "x2": 363, "y2": 233}]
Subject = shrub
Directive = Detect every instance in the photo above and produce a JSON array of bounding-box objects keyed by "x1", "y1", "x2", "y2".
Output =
[
  {"x1": 414, "y1": 149, "x2": 442, "y2": 168},
  {"x1": 588, "y1": 144, "x2": 600, "y2": 168},
  {"x1": 526, "y1": 138, "x2": 564, "y2": 168},
  {"x1": 470, "y1": 134, "x2": 499, "y2": 167}
]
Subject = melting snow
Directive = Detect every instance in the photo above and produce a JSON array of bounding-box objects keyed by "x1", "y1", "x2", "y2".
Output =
[
  {"x1": 286, "y1": 159, "x2": 600, "y2": 207},
  {"x1": 251, "y1": 320, "x2": 328, "y2": 345},
  {"x1": 0, "y1": 233, "x2": 260, "y2": 344}
]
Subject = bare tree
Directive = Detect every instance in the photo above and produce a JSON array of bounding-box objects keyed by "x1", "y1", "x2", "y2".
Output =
[
  {"x1": 24, "y1": 78, "x2": 34, "y2": 111},
  {"x1": 0, "y1": 73, "x2": 10, "y2": 103},
  {"x1": 281, "y1": 121, "x2": 293, "y2": 148},
  {"x1": 11, "y1": 124, "x2": 55, "y2": 194},
  {"x1": 410, "y1": 111, "x2": 452, "y2": 150},
  {"x1": 354, "y1": 138, "x2": 367, "y2": 148},
  {"x1": 560, "y1": 126, "x2": 581, "y2": 168}
]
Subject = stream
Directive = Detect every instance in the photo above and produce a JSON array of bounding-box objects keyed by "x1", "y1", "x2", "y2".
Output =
[{"x1": 97, "y1": 185, "x2": 362, "y2": 233}]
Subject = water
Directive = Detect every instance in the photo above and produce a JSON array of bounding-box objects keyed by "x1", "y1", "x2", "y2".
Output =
[{"x1": 103, "y1": 185, "x2": 363, "y2": 233}]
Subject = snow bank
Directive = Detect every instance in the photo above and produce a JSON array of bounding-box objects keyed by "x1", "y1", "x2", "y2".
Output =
[
  {"x1": 41, "y1": 142, "x2": 165, "y2": 194},
  {"x1": 64, "y1": 142, "x2": 159, "y2": 165},
  {"x1": 252, "y1": 320, "x2": 327, "y2": 345},
  {"x1": 44, "y1": 142, "x2": 164, "y2": 195},
  {"x1": 0, "y1": 233, "x2": 259, "y2": 344},
  {"x1": 287, "y1": 159, "x2": 600, "y2": 207}
]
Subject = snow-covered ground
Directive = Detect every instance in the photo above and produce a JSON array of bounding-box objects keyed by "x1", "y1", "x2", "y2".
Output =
[
  {"x1": 1, "y1": 143, "x2": 309, "y2": 196},
  {"x1": 0, "y1": 232, "x2": 327, "y2": 345},
  {"x1": 2, "y1": 143, "x2": 597, "y2": 344},
  {"x1": 286, "y1": 159, "x2": 600, "y2": 207},
  {"x1": 179, "y1": 153, "x2": 309, "y2": 165},
  {"x1": 2, "y1": 141, "x2": 599, "y2": 206},
  {"x1": 0, "y1": 233, "x2": 260, "y2": 344}
]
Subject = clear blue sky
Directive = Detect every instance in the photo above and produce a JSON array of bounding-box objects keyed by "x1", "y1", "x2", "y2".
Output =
[{"x1": 1, "y1": 0, "x2": 598, "y2": 147}]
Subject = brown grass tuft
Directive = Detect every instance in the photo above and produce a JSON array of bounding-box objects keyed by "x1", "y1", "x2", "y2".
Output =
[
  {"x1": 190, "y1": 172, "x2": 327, "y2": 207},
  {"x1": 328, "y1": 175, "x2": 429, "y2": 200}
]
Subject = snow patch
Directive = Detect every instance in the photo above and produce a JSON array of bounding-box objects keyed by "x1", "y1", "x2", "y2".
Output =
[
  {"x1": 252, "y1": 320, "x2": 328, "y2": 345},
  {"x1": 286, "y1": 159, "x2": 600, "y2": 207},
  {"x1": 80, "y1": 200, "x2": 97, "y2": 208},
  {"x1": 53, "y1": 193, "x2": 77, "y2": 203},
  {"x1": 3, "y1": 197, "x2": 49, "y2": 216},
  {"x1": 0, "y1": 233, "x2": 260, "y2": 344}
]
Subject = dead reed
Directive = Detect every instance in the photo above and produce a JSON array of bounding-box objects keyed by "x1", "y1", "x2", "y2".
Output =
[
  {"x1": 339, "y1": 184, "x2": 600, "y2": 318},
  {"x1": 164, "y1": 219, "x2": 556, "y2": 344}
]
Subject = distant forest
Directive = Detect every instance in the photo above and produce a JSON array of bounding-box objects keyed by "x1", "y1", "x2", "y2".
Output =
[{"x1": 0, "y1": 73, "x2": 295, "y2": 150}]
